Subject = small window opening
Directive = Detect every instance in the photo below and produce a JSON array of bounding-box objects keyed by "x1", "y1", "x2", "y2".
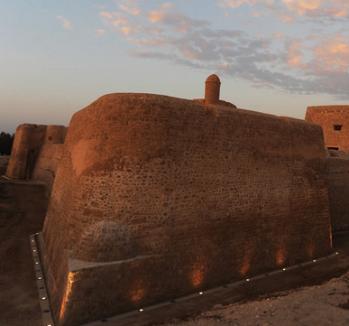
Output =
[
  {"x1": 328, "y1": 146, "x2": 339, "y2": 150},
  {"x1": 334, "y1": 124, "x2": 342, "y2": 131}
]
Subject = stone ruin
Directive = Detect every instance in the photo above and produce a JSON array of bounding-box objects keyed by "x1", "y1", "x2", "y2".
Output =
[{"x1": 5, "y1": 75, "x2": 347, "y2": 325}]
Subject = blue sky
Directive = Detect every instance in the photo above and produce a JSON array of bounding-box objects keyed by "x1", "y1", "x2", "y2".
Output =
[{"x1": 1, "y1": 0, "x2": 349, "y2": 132}]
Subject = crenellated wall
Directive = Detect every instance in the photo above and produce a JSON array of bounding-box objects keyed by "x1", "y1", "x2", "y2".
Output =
[{"x1": 41, "y1": 93, "x2": 332, "y2": 325}]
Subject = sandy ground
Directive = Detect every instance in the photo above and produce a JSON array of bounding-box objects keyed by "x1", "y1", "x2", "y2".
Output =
[
  {"x1": 165, "y1": 272, "x2": 349, "y2": 326},
  {"x1": 0, "y1": 179, "x2": 48, "y2": 326}
]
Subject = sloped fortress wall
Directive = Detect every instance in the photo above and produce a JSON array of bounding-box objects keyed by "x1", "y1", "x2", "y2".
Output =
[
  {"x1": 32, "y1": 143, "x2": 65, "y2": 191},
  {"x1": 326, "y1": 156, "x2": 349, "y2": 232},
  {"x1": 306, "y1": 106, "x2": 349, "y2": 152},
  {"x1": 32, "y1": 126, "x2": 67, "y2": 191},
  {"x1": 6, "y1": 124, "x2": 47, "y2": 179},
  {"x1": 45, "y1": 125, "x2": 67, "y2": 144},
  {"x1": 6, "y1": 124, "x2": 67, "y2": 187},
  {"x1": 42, "y1": 93, "x2": 332, "y2": 325}
]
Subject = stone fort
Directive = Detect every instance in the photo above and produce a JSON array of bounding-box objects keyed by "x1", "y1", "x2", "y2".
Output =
[{"x1": 5, "y1": 75, "x2": 349, "y2": 325}]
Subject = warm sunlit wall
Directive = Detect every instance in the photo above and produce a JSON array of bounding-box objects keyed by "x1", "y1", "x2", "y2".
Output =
[
  {"x1": 306, "y1": 106, "x2": 349, "y2": 152},
  {"x1": 6, "y1": 124, "x2": 46, "y2": 179},
  {"x1": 42, "y1": 93, "x2": 332, "y2": 325},
  {"x1": 6, "y1": 124, "x2": 67, "y2": 188},
  {"x1": 32, "y1": 125, "x2": 67, "y2": 193}
]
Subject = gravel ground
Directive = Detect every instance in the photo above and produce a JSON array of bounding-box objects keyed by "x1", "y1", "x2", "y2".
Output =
[{"x1": 165, "y1": 272, "x2": 349, "y2": 326}]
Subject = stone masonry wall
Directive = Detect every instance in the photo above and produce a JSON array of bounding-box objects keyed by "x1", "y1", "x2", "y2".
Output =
[
  {"x1": 6, "y1": 124, "x2": 66, "y2": 184},
  {"x1": 42, "y1": 94, "x2": 332, "y2": 325},
  {"x1": 6, "y1": 124, "x2": 47, "y2": 179},
  {"x1": 326, "y1": 157, "x2": 349, "y2": 232},
  {"x1": 306, "y1": 106, "x2": 349, "y2": 152},
  {"x1": 32, "y1": 144, "x2": 65, "y2": 192}
]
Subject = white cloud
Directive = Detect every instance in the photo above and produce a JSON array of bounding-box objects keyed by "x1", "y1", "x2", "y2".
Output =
[
  {"x1": 99, "y1": 1, "x2": 349, "y2": 99},
  {"x1": 218, "y1": 0, "x2": 349, "y2": 21},
  {"x1": 218, "y1": 0, "x2": 273, "y2": 8},
  {"x1": 119, "y1": 0, "x2": 141, "y2": 16},
  {"x1": 100, "y1": 11, "x2": 138, "y2": 35}
]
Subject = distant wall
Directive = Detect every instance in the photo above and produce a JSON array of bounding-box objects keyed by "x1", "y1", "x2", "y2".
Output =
[
  {"x1": 326, "y1": 157, "x2": 349, "y2": 232},
  {"x1": 306, "y1": 106, "x2": 349, "y2": 152},
  {"x1": 41, "y1": 94, "x2": 332, "y2": 325},
  {"x1": 32, "y1": 144, "x2": 65, "y2": 192},
  {"x1": 6, "y1": 124, "x2": 46, "y2": 179},
  {"x1": 6, "y1": 124, "x2": 67, "y2": 186},
  {"x1": 45, "y1": 125, "x2": 67, "y2": 145}
]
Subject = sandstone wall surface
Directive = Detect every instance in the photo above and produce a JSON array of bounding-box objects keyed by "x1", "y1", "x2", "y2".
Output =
[
  {"x1": 326, "y1": 157, "x2": 349, "y2": 232},
  {"x1": 306, "y1": 106, "x2": 349, "y2": 152},
  {"x1": 6, "y1": 124, "x2": 47, "y2": 179},
  {"x1": 42, "y1": 94, "x2": 332, "y2": 325},
  {"x1": 6, "y1": 124, "x2": 67, "y2": 183},
  {"x1": 45, "y1": 125, "x2": 67, "y2": 144},
  {"x1": 32, "y1": 144, "x2": 65, "y2": 191}
]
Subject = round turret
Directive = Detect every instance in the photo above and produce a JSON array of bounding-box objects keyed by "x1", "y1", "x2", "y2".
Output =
[{"x1": 205, "y1": 74, "x2": 221, "y2": 105}]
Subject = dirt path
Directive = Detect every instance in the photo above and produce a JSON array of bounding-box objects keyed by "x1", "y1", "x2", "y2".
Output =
[
  {"x1": 165, "y1": 272, "x2": 349, "y2": 326},
  {"x1": 0, "y1": 180, "x2": 48, "y2": 326}
]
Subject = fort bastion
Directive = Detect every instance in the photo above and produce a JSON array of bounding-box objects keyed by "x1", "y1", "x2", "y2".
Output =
[
  {"x1": 5, "y1": 76, "x2": 346, "y2": 325},
  {"x1": 32, "y1": 76, "x2": 333, "y2": 325},
  {"x1": 6, "y1": 124, "x2": 67, "y2": 191}
]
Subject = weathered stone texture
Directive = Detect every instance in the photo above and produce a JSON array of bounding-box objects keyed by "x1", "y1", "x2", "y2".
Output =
[
  {"x1": 32, "y1": 143, "x2": 64, "y2": 191},
  {"x1": 326, "y1": 157, "x2": 349, "y2": 232},
  {"x1": 6, "y1": 124, "x2": 46, "y2": 179},
  {"x1": 41, "y1": 93, "x2": 332, "y2": 325},
  {"x1": 6, "y1": 124, "x2": 67, "y2": 190},
  {"x1": 45, "y1": 125, "x2": 67, "y2": 144},
  {"x1": 306, "y1": 106, "x2": 349, "y2": 152}
]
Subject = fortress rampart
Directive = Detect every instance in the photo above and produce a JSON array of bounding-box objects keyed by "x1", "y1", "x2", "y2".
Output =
[
  {"x1": 6, "y1": 124, "x2": 47, "y2": 179},
  {"x1": 32, "y1": 143, "x2": 65, "y2": 191},
  {"x1": 306, "y1": 106, "x2": 349, "y2": 152},
  {"x1": 6, "y1": 124, "x2": 67, "y2": 190},
  {"x1": 326, "y1": 155, "x2": 349, "y2": 232},
  {"x1": 40, "y1": 92, "x2": 332, "y2": 325},
  {"x1": 305, "y1": 106, "x2": 349, "y2": 232}
]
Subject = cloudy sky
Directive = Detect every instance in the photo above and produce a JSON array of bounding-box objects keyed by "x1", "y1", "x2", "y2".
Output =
[{"x1": 1, "y1": 0, "x2": 349, "y2": 132}]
